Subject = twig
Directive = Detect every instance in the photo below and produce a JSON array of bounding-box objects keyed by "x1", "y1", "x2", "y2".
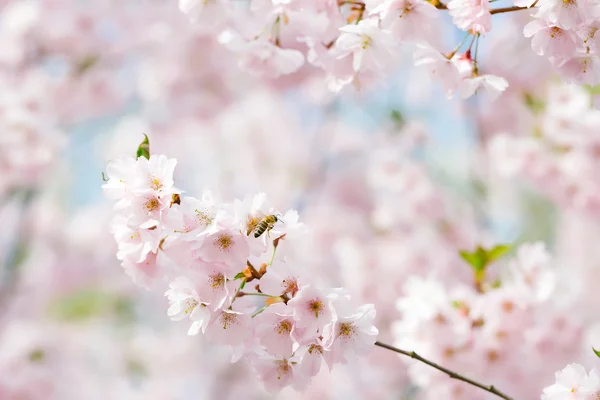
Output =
[
  {"x1": 490, "y1": 5, "x2": 532, "y2": 14},
  {"x1": 374, "y1": 341, "x2": 515, "y2": 400}
]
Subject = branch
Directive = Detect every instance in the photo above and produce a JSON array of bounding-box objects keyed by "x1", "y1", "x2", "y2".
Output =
[
  {"x1": 490, "y1": 5, "x2": 531, "y2": 14},
  {"x1": 374, "y1": 341, "x2": 515, "y2": 400},
  {"x1": 433, "y1": 0, "x2": 536, "y2": 14}
]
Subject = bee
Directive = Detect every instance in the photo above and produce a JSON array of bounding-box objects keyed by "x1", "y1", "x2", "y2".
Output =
[{"x1": 253, "y1": 214, "x2": 281, "y2": 238}]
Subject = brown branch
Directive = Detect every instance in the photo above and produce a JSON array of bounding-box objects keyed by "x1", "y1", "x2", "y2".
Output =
[
  {"x1": 374, "y1": 341, "x2": 515, "y2": 400},
  {"x1": 490, "y1": 5, "x2": 530, "y2": 14}
]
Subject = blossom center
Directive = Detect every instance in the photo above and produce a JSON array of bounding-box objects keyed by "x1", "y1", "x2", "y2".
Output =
[
  {"x1": 149, "y1": 177, "x2": 163, "y2": 190},
  {"x1": 339, "y1": 322, "x2": 356, "y2": 339},
  {"x1": 276, "y1": 320, "x2": 292, "y2": 335},
  {"x1": 360, "y1": 34, "x2": 372, "y2": 49},
  {"x1": 307, "y1": 343, "x2": 323, "y2": 355},
  {"x1": 282, "y1": 277, "x2": 299, "y2": 297},
  {"x1": 215, "y1": 234, "x2": 233, "y2": 250},
  {"x1": 195, "y1": 209, "x2": 214, "y2": 227},
  {"x1": 487, "y1": 350, "x2": 499, "y2": 362},
  {"x1": 185, "y1": 298, "x2": 199, "y2": 314},
  {"x1": 501, "y1": 301, "x2": 514, "y2": 313},
  {"x1": 308, "y1": 299, "x2": 324, "y2": 317},
  {"x1": 209, "y1": 273, "x2": 225, "y2": 290},
  {"x1": 145, "y1": 198, "x2": 160, "y2": 211},
  {"x1": 549, "y1": 27, "x2": 563, "y2": 39},
  {"x1": 275, "y1": 359, "x2": 291, "y2": 380},
  {"x1": 220, "y1": 312, "x2": 238, "y2": 329},
  {"x1": 400, "y1": 2, "x2": 414, "y2": 16}
]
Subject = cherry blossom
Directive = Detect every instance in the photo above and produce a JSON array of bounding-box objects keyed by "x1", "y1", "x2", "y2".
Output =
[
  {"x1": 335, "y1": 19, "x2": 397, "y2": 74},
  {"x1": 542, "y1": 364, "x2": 600, "y2": 400},
  {"x1": 524, "y1": 20, "x2": 578, "y2": 59},
  {"x1": 447, "y1": 0, "x2": 492, "y2": 34},
  {"x1": 370, "y1": 0, "x2": 439, "y2": 41}
]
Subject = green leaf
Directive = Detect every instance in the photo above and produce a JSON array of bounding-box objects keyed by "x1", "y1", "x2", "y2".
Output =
[
  {"x1": 234, "y1": 272, "x2": 245, "y2": 280},
  {"x1": 487, "y1": 244, "x2": 512, "y2": 263},
  {"x1": 460, "y1": 244, "x2": 513, "y2": 286},
  {"x1": 593, "y1": 347, "x2": 600, "y2": 358},
  {"x1": 239, "y1": 279, "x2": 246, "y2": 290},
  {"x1": 390, "y1": 109, "x2": 405, "y2": 128},
  {"x1": 136, "y1": 134, "x2": 150, "y2": 159},
  {"x1": 459, "y1": 247, "x2": 486, "y2": 271},
  {"x1": 460, "y1": 244, "x2": 512, "y2": 272}
]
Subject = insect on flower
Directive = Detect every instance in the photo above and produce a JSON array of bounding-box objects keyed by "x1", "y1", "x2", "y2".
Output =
[{"x1": 253, "y1": 214, "x2": 283, "y2": 238}]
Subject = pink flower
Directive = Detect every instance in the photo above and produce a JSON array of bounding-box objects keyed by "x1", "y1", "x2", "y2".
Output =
[
  {"x1": 122, "y1": 251, "x2": 160, "y2": 290},
  {"x1": 102, "y1": 157, "x2": 136, "y2": 203},
  {"x1": 413, "y1": 43, "x2": 461, "y2": 97},
  {"x1": 194, "y1": 262, "x2": 238, "y2": 311},
  {"x1": 205, "y1": 309, "x2": 253, "y2": 346},
  {"x1": 165, "y1": 276, "x2": 212, "y2": 335},
  {"x1": 524, "y1": 20, "x2": 578, "y2": 59},
  {"x1": 163, "y1": 192, "x2": 219, "y2": 239},
  {"x1": 447, "y1": 0, "x2": 492, "y2": 34},
  {"x1": 459, "y1": 73, "x2": 509, "y2": 101},
  {"x1": 251, "y1": 356, "x2": 309, "y2": 392},
  {"x1": 287, "y1": 285, "x2": 334, "y2": 335},
  {"x1": 254, "y1": 303, "x2": 296, "y2": 357},
  {"x1": 218, "y1": 30, "x2": 305, "y2": 77},
  {"x1": 131, "y1": 154, "x2": 179, "y2": 196},
  {"x1": 126, "y1": 191, "x2": 171, "y2": 228},
  {"x1": 322, "y1": 301, "x2": 378, "y2": 364},
  {"x1": 556, "y1": 54, "x2": 600, "y2": 84},
  {"x1": 370, "y1": 0, "x2": 439, "y2": 41},
  {"x1": 258, "y1": 261, "x2": 302, "y2": 298},
  {"x1": 335, "y1": 18, "x2": 397, "y2": 73},
  {"x1": 296, "y1": 340, "x2": 335, "y2": 377},
  {"x1": 535, "y1": 0, "x2": 585, "y2": 30},
  {"x1": 197, "y1": 229, "x2": 250, "y2": 275},
  {"x1": 542, "y1": 364, "x2": 600, "y2": 400},
  {"x1": 112, "y1": 215, "x2": 161, "y2": 264}
]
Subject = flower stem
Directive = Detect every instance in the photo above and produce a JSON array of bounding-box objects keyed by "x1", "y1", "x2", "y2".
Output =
[
  {"x1": 229, "y1": 278, "x2": 247, "y2": 307},
  {"x1": 374, "y1": 341, "x2": 515, "y2": 400},
  {"x1": 237, "y1": 292, "x2": 275, "y2": 298},
  {"x1": 447, "y1": 32, "x2": 471, "y2": 59}
]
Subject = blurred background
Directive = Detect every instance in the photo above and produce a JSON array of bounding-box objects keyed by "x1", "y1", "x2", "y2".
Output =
[{"x1": 1, "y1": 0, "x2": 599, "y2": 399}]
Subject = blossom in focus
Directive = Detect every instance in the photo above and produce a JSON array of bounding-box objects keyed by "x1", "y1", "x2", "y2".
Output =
[
  {"x1": 541, "y1": 364, "x2": 600, "y2": 400},
  {"x1": 370, "y1": 0, "x2": 439, "y2": 41},
  {"x1": 447, "y1": 0, "x2": 492, "y2": 34},
  {"x1": 335, "y1": 19, "x2": 397, "y2": 73}
]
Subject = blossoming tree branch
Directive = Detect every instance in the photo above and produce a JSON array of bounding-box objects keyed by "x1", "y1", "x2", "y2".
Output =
[
  {"x1": 79, "y1": 0, "x2": 600, "y2": 398},
  {"x1": 103, "y1": 122, "x2": 599, "y2": 399}
]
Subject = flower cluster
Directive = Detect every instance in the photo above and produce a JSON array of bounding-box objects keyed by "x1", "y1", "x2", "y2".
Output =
[
  {"x1": 524, "y1": 0, "x2": 600, "y2": 84},
  {"x1": 391, "y1": 242, "x2": 584, "y2": 398},
  {"x1": 103, "y1": 152, "x2": 378, "y2": 392},
  {"x1": 175, "y1": 0, "x2": 600, "y2": 101},
  {"x1": 489, "y1": 82, "x2": 600, "y2": 217}
]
